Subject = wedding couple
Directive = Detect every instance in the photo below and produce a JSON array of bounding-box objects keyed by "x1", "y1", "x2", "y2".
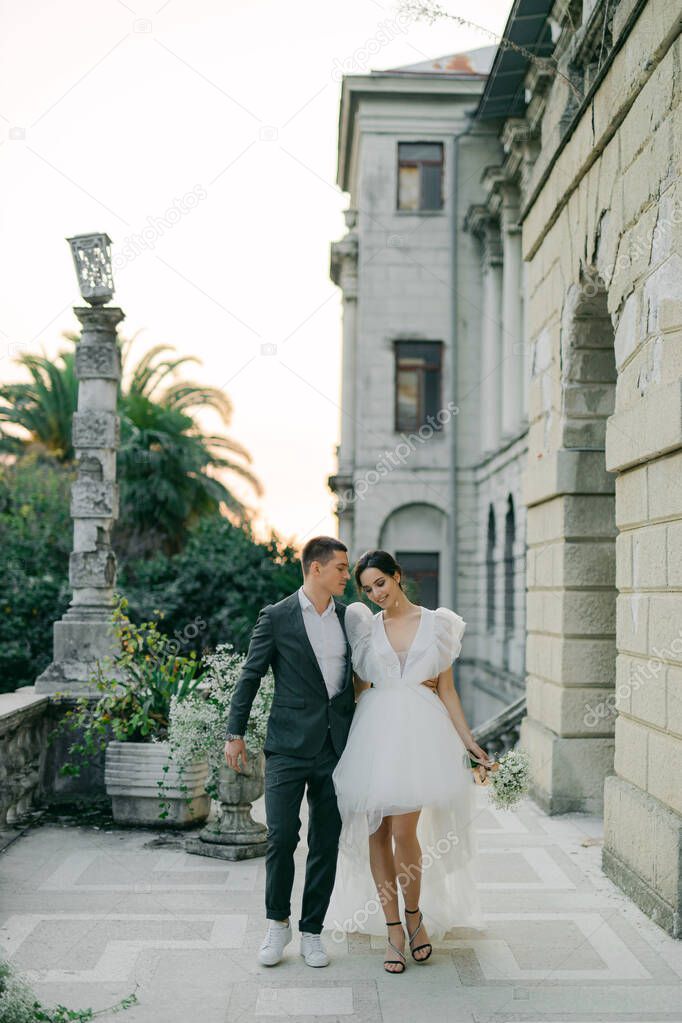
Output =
[{"x1": 223, "y1": 536, "x2": 491, "y2": 974}]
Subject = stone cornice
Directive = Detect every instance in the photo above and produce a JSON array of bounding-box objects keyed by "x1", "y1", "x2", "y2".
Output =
[
  {"x1": 523, "y1": 63, "x2": 555, "y2": 103},
  {"x1": 328, "y1": 472, "x2": 353, "y2": 495},
  {"x1": 481, "y1": 164, "x2": 507, "y2": 199},
  {"x1": 501, "y1": 118, "x2": 537, "y2": 183},
  {"x1": 73, "y1": 306, "x2": 125, "y2": 332},
  {"x1": 337, "y1": 72, "x2": 486, "y2": 192},
  {"x1": 480, "y1": 165, "x2": 523, "y2": 221},
  {"x1": 463, "y1": 203, "x2": 490, "y2": 237},
  {"x1": 464, "y1": 204, "x2": 502, "y2": 264},
  {"x1": 501, "y1": 117, "x2": 533, "y2": 152},
  {"x1": 330, "y1": 233, "x2": 358, "y2": 290}
]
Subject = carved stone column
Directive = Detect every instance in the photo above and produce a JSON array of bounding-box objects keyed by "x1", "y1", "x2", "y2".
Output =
[
  {"x1": 500, "y1": 185, "x2": 523, "y2": 439},
  {"x1": 36, "y1": 304, "x2": 125, "y2": 695},
  {"x1": 480, "y1": 220, "x2": 503, "y2": 455},
  {"x1": 329, "y1": 209, "x2": 359, "y2": 549}
]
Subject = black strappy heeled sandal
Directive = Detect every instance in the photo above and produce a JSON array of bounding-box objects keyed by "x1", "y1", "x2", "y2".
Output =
[
  {"x1": 405, "y1": 906, "x2": 432, "y2": 962},
  {"x1": 383, "y1": 920, "x2": 406, "y2": 974}
]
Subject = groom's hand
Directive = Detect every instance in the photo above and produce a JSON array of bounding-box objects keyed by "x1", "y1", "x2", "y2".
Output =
[
  {"x1": 224, "y1": 738, "x2": 248, "y2": 773},
  {"x1": 421, "y1": 676, "x2": 439, "y2": 692}
]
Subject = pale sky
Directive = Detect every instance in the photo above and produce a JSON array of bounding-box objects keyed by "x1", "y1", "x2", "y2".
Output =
[{"x1": 1, "y1": 0, "x2": 510, "y2": 549}]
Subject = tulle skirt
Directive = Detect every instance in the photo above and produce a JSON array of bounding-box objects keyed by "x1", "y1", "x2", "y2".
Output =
[{"x1": 323, "y1": 684, "x2": 486, "y2": 941}]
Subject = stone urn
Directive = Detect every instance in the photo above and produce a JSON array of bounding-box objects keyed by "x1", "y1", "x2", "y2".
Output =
[
  {"x1": 105, "y1": 741, "x2": 210, "y2": 828},
  {"x1": 186, "y1": 748, "x2": 267, "y2": 860}
]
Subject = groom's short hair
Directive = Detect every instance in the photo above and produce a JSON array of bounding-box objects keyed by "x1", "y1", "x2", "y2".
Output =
[{"x1": 301, "y1": 536, "x2": 348, "y2": 575}]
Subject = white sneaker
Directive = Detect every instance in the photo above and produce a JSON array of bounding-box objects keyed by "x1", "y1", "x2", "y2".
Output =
[
  {"x1": 258, "y1": 919, "x2": 292, "y2": 966},
  {"x1": 300, "y1": 931, "x2": 330, "y2": 967}
]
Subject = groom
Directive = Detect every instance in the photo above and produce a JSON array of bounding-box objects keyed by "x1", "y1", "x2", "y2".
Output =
[{"x1": 224, "y1": 536, "x2": 356, "y2": 968}]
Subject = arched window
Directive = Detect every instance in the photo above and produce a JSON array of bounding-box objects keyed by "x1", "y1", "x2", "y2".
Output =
[
  {"x1": 504, "y1": 496, "x2": 515, "y2": 633},
  {"x1": 486, "y1": 506, "x2": 496, "y2": 632},
  {"x1": 379, "y1": 502, "x2": 447, "y2": 610}
]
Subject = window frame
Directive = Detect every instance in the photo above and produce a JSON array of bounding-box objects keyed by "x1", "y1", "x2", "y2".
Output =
[
  {"x1": 486, "y1": 506, "x2": 496, "y2": 633},
  {"x1": 396, "y1": 140, "x2": 445, "y2": 212},
  {"x1": 504, "y1": 496, "x2": 516, "y2": 634},
  {"x1": 393, "y1": 339, "x2": 444, "y2": 434},
  {"x1": 395, "y1": 550, "x2": 440, "y2": 610}
]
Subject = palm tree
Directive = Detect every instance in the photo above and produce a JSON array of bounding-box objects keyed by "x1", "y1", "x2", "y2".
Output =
[
  {"x1": 0, "y1": 350, "x2": 78, "y2": 462},
  {"x1": 115, "y1": 336, "x2": 263, "y2": 556},
  {"x1": 0, "y1": 332, "x2": 263, "y2": 557}
]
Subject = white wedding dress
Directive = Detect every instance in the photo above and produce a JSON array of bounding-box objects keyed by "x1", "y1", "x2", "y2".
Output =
[{"x1": 323, "y1": 602, "x2": 485, "y2": 941}]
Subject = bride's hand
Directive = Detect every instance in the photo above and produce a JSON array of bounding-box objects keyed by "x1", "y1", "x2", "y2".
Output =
[{"x1": 466, "y1": 740, "x2": 493, "y2": 767}]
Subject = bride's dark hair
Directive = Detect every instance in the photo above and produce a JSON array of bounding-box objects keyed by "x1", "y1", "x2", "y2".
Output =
[{"x1": 354, "y1": 549, "x2": 404, "y2": 593}]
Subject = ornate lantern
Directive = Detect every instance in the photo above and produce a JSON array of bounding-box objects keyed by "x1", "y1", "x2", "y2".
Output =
[{"x1": 66, "y1": 232, "x2": 115, "y2": 305}]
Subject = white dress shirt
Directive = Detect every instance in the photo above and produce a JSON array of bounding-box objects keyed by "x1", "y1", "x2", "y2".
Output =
[{"x1": 297, "y1": 585, "x2": 347, "y2": 699}]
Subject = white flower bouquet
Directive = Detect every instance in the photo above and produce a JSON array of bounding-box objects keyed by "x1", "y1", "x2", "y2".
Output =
[
  {"x1": 168, "y1": 642, "x2": 274, "y2": 794},
  {"x1": 467, "y1": 747, "x2": 530, "y2": 809}
]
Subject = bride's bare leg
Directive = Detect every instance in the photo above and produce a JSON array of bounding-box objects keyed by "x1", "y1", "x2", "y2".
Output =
[
  {"x1": 368, "y1": 815, "x2": 405, "y2": 971},
  {"x1": 391, "y1": 810, "x2": 431, "y2": 960}
]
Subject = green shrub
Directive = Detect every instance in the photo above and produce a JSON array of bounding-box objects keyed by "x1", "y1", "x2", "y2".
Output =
[
  {"x1": 53, "y1": 594, "x2": 209, "y2": 777},
  {"x1": 0, "y1": 454, "x2": 342, "y2": 697},
  {"x1": 117, "y1": 514, "x2": 303, "y2": 656},
  {"x1": 0, "y1": 456, "x2": 73, "y2": 694}
]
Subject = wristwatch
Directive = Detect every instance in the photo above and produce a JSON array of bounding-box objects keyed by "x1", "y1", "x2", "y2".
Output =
[{"x1": 225, "y1": 733, "x2": 243, "y2": 743}]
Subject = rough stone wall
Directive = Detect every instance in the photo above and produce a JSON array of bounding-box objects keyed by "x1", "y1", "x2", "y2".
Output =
[{"x1": 519, "y1": 0, "x2": 681, "y2": 933}]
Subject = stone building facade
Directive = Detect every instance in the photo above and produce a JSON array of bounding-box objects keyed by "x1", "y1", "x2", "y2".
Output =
[
  {"x1": 482, "y1": 0, "x2": 681, "y2": 937},
  {"x1": 331, "y1": 0, "x2": 681, "y2": 936},
  {"x1": 328, "y1": 47, "x2": 529, "y2": 725}
]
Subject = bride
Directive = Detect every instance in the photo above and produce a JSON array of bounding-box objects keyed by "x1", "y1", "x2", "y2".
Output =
[{"x1": 323, "y1": 549, "x2": 491, "y2": 973}]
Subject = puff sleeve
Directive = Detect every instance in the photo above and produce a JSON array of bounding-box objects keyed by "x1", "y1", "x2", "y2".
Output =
[
  {"x1": 433, "y1": 607, "x2": 466, "y2": 674},
  {"x1": 343, "y1": 601, "x2": 374, "y2": 682}
]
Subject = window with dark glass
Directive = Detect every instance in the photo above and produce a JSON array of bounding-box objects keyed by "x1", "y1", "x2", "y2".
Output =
[
  {"x1": 394, "y1": 341, "x2": 442, "y2": 432},
  {"x1": 395, "y1": 551, "x2": 439, "y2": 610},
  {"x1": 397, "y1": 142, "x2": 444, "y2": 211},
  {"x1": 486, "y1": 506, "x2": 496, "y2": 633},
  {"x1": 504, "y1": 496, "x2": 515, "y2": 633}
]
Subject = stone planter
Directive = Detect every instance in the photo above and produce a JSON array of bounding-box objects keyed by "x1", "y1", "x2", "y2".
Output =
[
  {"x1": 105, "y1": 741, "x2": 209, "y2": 828},
  {"x1": 186, "y1": 748, "x2": 267, "y2": 860}
]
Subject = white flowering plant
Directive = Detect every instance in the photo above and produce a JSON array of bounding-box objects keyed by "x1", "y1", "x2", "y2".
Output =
[
  {"x1": 0, "y1": 956, "x2": 136, "y2": 1022},
  {"x1": 481, "y1": 747, "x2": 531, "y2": 810},
  {"x1": 53, "y1": 594, "x2": 209, "y2": 779},
  {"x1": 467, "y1": 746, "x2": 530, "y2": 808},
  {"x1": 167, "y1": 642, "x2": 274, "y2": 796}
]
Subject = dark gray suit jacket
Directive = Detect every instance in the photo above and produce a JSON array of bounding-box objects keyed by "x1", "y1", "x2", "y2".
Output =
[{"x1": 225, "y1": 591, "x2": 356, "y2": 758}]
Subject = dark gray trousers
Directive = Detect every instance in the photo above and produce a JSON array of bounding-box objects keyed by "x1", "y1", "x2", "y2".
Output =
[{"x1": 263, "y1": 731, "x2": 342, "y2": 934}]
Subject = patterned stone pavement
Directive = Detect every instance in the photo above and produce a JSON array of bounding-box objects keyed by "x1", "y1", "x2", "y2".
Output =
[{"x1": 2, "y1": 787, "x2": 682, "y2": 1023}]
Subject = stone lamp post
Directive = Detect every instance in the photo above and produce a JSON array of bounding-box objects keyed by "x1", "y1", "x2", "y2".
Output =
[{"x1": 36, "y1": 233, "x2": 125, "y2": 796}]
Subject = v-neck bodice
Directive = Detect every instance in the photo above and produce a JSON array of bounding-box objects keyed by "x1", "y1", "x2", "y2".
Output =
[
  {"x1": 342, "y1": 601, "x2": 466, "y2": 691},
  {"x1": 379, "y1": 607, "x2": 425, "y2": 678}
]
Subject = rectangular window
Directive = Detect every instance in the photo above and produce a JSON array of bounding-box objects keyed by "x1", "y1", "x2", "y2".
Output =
[
  {"x1": 397, "y1": 142, "x2": 443, "y2": 211},
  {"x1": 395, "y1": 552, "x2": 439, "y2": 609},
  {"x1": 394, "y1": 341, "x2": 443, "y2": 432}
]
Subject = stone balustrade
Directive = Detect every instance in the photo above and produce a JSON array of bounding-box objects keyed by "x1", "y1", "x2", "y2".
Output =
[{"x1": 0, "y1": 687, "x2": 49, "y2": 826}]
